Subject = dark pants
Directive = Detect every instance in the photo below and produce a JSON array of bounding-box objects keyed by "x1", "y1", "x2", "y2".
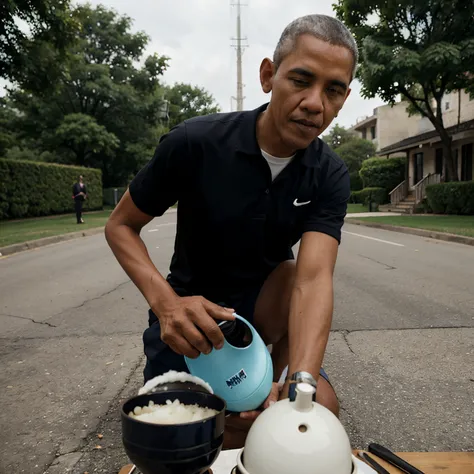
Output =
[{"x1": 74, "y1": 200, "x2": 83, "y2": 223}]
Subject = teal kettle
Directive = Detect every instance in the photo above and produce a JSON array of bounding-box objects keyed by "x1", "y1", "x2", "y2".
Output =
[{"x1": 184, "y1": 314, "x2": 273, "y2": 413}]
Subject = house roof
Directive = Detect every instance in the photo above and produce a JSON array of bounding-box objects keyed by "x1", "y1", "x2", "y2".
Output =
[
  {"x1": 378, "y1": 119, "x2": 474, "y2": 155},
  {"x1": 351, "y1": 114, "x2": 376, "y2": 131}
]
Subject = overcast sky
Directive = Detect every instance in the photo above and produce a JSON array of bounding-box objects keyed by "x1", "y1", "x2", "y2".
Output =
[
  {"x1": 82, "y1": 0, "x2": 386, "y2": 130},
  {"x1": 1, "y1": 1, "x2": 387, "y2": 131}
]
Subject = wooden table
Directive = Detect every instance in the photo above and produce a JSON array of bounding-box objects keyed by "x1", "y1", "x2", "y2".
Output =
[
  {"x1": 355, "y1": 451, "x2": 474, "y2": 474},
  {"x1": 119, "y1": 451, "x2": 474, "y2": 474}
]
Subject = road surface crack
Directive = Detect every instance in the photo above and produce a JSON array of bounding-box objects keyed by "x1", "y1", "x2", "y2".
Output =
[
  {"x1": 358, "y1": 254, "x2": 397, "y2": 270},
  {"x1": 0, "y1": 313, "x2": 57, "y2": 327},
  {"x1": 51, "y1": 280, "x2": 130, "y2": 317},
  {"x1": 342, "y1": 330, "x2": 356, "y2": 355},
  {"x1": 43, "y1": 355, "x2": 145, "y2": 473}
]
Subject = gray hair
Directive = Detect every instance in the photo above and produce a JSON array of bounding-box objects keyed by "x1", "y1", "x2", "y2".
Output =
[{"x1": 273, "y1": 14, "x2": 358, "y2": 80}]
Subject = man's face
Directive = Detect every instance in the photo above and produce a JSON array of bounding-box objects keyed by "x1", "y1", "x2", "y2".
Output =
[{"x1": 260, "y1": 34, "x2": 353, "y2": 152}]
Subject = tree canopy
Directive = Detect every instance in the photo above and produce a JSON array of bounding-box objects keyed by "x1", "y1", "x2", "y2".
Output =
[
  {"x1": 321, "y1": 124, "x2": 357, "y2": 149},
  {"x1": 322, "y1": 124, "x2": 377, "y2": 179},
  {"x1": 1, "y1": 0, "x2": 79, "y2": 92},
  {"x1": 334, "y1": 0, "x2": 474, "y2": 181},
  {"x1": 1, "y1": 3, "x2": 220, "y2": 187}
]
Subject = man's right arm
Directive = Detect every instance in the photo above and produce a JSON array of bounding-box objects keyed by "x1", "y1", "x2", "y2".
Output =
[
  {"x1": 104, "y1": 190, "x2": 178, "y2": 315},
  {"x1": 104, "y1": 124, "x2": 235, "y2": 357}
]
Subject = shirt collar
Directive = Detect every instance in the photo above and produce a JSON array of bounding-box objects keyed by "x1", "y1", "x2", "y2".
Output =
[{"x1": 237, "y1": 102, "x2": 320, "y2": 168}]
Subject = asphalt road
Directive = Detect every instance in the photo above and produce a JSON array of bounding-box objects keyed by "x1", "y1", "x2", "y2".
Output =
[{"x1": 0, "y1": 212, "x2": 473, "y2": 474}]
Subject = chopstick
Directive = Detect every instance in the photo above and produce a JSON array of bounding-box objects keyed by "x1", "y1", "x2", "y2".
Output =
[
  {"x1": 357, "y1": 451, "x2": 391, "y2": 474},
  {"x1": 368, "y1": 443, "x2": 425, "y2": 474}
]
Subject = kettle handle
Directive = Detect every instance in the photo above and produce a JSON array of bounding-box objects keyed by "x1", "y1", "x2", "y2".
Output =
[{"x1": 216, "y1": 313, "x2": 261, "y2": 350}]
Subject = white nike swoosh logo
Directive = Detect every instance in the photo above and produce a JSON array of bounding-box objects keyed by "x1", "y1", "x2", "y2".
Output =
[{"x1": 293, "y1": 199, "x2": 311, "y2": 207}]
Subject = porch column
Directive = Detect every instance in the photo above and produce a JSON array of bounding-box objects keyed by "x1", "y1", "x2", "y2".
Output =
[{"x1": 405, "y1": 150, "x2": 409, "y2": 185}]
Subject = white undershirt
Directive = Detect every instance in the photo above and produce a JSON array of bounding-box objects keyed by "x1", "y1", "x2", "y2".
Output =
[{"x1": 261, "y1": 149, "x2": 295, "y2": 181}]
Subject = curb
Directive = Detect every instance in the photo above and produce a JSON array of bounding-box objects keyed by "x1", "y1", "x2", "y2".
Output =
[
  {"x1": 0, "y1": 208, "x2": 178, "y2": 257},
  {"x1": 347, "y1": 219, "x2": 474, "y2": 246},
  {"x1": 0, "y1": 227, "x2": 106, "y2": 257}
]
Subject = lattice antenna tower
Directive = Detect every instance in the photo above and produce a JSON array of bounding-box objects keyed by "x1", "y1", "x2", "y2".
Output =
[{"x1": 231, "y1": 0, "x2": 248, "y2": 111}]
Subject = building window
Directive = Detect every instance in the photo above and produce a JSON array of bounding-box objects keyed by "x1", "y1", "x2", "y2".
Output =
[
  {"x1": 371, "y1": 126, "x2": 376, "y2": 139},
  {"x1": 362, "y1": 128, "x2": 367, "y2": 139},
  {"x1": 445, "y1": 102, "x2": 450, "y2": 110}
]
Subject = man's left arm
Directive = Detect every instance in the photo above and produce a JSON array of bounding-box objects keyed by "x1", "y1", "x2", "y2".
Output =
[{"x1": 282, "y1": 160, "x2": 350, "y2": 397}]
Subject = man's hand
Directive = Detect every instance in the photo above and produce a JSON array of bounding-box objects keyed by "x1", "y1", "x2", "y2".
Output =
[
  {"x1": 236, "y1": 382, "x2": 281, "y2": 423},
  {"x1": 155, "y1": 295, "x2": 235, "y2": 358}
]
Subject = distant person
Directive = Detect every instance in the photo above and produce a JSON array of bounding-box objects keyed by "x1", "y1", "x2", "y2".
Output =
[
  {"x1": 72, "y1": 175, "x2": 87, "y2": 224},
  {"x1": 106, "y1": 14, "x2": 356, "y2": 448}
]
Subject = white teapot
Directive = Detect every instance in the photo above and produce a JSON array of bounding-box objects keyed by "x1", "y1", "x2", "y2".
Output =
[{"x1": 233, "y1": 382, "x2": 358, "y2": 474}]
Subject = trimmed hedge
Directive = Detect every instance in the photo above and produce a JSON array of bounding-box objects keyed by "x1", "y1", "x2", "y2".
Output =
[
  {"x1": 351, "y1": 187, "x2": 388, "y2": 206},
  {"x1": 103, "y1": 187, "x2": 126, "y2": 207},
  {"x1": 359, "y1": 157, "x2": 405, "y2": 193},
  {"x1": 0, "y1": 159, "x2": 102, "y2": 220},
  {"x1": 349, "y1": 171, "x2": 363, "y2": 191},
  {"x1": 426, "y1": 182, "x2": 474, "y2": 215}
]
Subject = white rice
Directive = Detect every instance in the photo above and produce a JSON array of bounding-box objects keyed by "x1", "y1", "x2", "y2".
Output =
[
  {"x1": 138, "y1": 370, "x2": 213, "y2": 396},
  {"x1": 129, "y1": 399, "x2": 219, "y2": 424}
]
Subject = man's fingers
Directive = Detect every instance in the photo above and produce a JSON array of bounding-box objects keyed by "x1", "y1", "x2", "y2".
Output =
[
  {"x1": 182, "y1": 322, "x2": 213, "y2": 354},
  {"x1": 169, "y1": 335, "x2": 200, "y2": 359},
  {"x1": 263, "y1": 382, "x2": 281, "y2": 409},
  {"x1": 206, "y1": 301, "x2": 236, "y2": 321},
  {"x1": 197, "y1": 316, "x2": 227, "y2": 349}
]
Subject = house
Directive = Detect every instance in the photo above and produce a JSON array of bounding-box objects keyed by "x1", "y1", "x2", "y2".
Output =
[
  {"x1": 351, "y1": 101, "x2": 421, "y2": 154},
  {"x1": 351, "y1": 91, "x2": 474, "y2": 213}
]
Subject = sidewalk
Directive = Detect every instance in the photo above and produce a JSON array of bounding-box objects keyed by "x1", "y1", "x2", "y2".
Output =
[{"x1": 347, "y1": 212, "x2": 403, "y2": 218}]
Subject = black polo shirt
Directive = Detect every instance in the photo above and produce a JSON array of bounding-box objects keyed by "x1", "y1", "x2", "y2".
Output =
[{"x1": 129, "y1": 103, "x2": 350, "y2": 300}]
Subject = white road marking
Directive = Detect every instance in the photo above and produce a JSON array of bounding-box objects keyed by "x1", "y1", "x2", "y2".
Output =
[
  {"x1": 343, "y1": 230, "x2": 405, "y2": 247},
  {"x1": 148, "y1": 223, "x2": 175, "y2": 232}
]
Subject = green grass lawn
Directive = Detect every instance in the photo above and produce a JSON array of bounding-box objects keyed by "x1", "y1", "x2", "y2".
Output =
[
  {"x1": 354, "y1": 215, "x2": 474, "y2": 238},
  {"x1": 347, "y1": 203, "x2": 369, "y2": 213},
  {"x1": 0, "y1": 210, "x2": 113, "y2": 247}
]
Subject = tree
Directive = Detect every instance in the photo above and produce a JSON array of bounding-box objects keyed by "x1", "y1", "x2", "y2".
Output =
[
  {"x1": 5, "y1": 4, "x2": 170, "y2": 186},
  {"x1": 321, "y1": 124, "x2": 356, "y2": 149},
  {"x1": 0, "y1": 0, "x2": 78, "y2": 92},
  {"x1": 0, "y1": 98, "x2": 17, "y2": 156},
  {"x1": 334, "y1": 0, "x2": 474, "y2": 181},
  {"x1": 2, "y1": 4, "x2": 222, "y2": 186},
  {"x1": 54, "y1": 113, "x2": 120, "y2": 165},
  {"x1": 335, "y1": 138, "x2": 376, "y2": 173},
  {"x1": 165, "y1": 83, "x2": 221, "y2": 129}
]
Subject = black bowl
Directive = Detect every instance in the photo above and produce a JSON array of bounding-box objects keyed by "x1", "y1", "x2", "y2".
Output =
[{"x1": 121, "y1": 390, "x2": 226, "y2": 474}]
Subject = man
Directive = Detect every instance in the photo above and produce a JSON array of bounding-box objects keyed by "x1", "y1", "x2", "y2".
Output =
[
  {"x1": 105, "y1": 14, "x2": 357, "y2": 448},
  {"x1": 72, "y1": 175, "x2": 87, "y2": 224}
]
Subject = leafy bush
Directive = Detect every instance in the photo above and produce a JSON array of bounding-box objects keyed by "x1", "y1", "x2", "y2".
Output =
[
  {"x1": 0, "y1": 159, "x2": 102, "y2": 220},
  {"x1": 351, "y1": 187, "x2": 388, "y2": 206},
  {"x1": 426, "y1": 182, "x2": 474, "y2": 215},
  {"x1": 359, "y1": 157, "x2": 405, "y2": 193},
  {"x1": 414, "y1": 198, "x2": 433, "y2": 214},
  {"x1": 103, "y1": 187, "x2": 126, "y2": 206},
  {"x1": 349, "y1": 171, "x2": 363, "y2": 191}
]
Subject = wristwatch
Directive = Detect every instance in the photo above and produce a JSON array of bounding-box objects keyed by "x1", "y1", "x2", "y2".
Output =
[{"x1": 286, "y1": 371, "x2": 317, "y2": 402}]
